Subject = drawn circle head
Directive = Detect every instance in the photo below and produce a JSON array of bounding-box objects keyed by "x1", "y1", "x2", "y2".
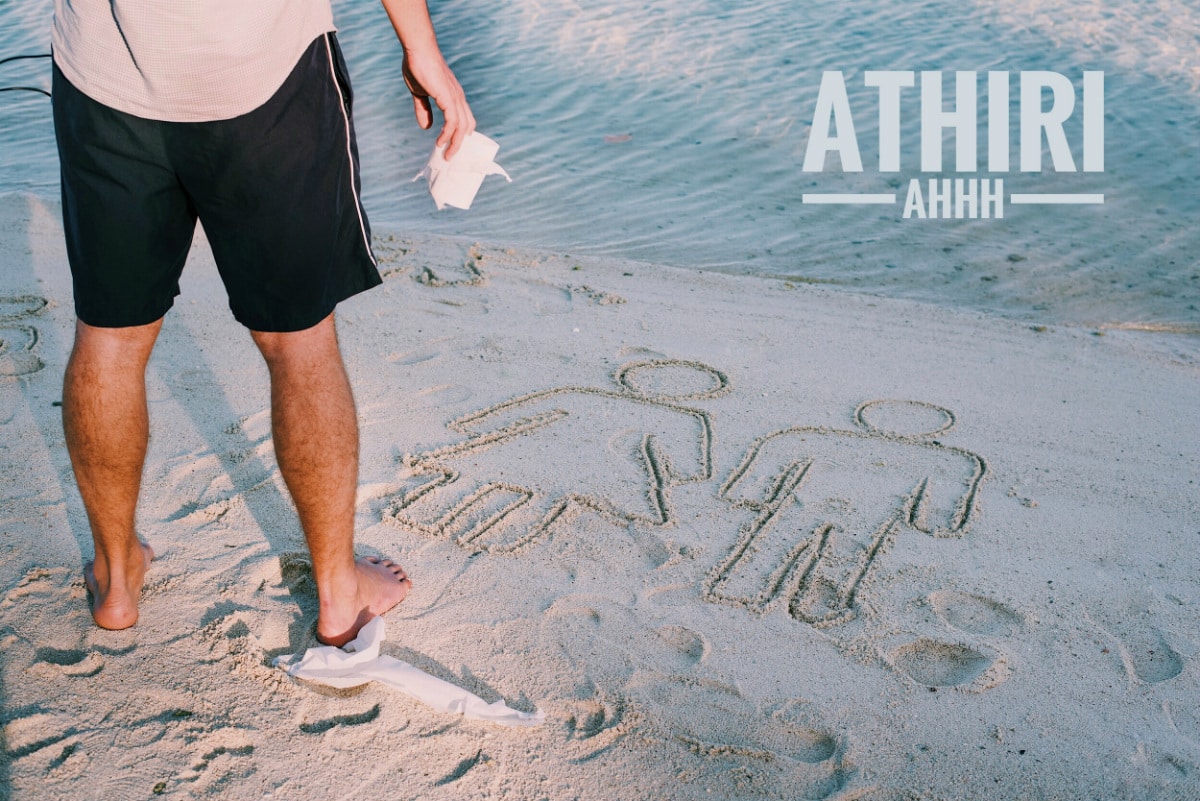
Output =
[
  {"x1": 615, "y1": 359, "x2": 730, "y2": 402},
  {"x1": 854, "y1": 400, "x2": 955, "y2": 438}
]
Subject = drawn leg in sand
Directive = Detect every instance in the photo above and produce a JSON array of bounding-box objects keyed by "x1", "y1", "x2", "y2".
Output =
[
  {"x1": 65, "y1": 316, "x2": 411, "y2": 644},
  {"x1": 706, "y1": 401, "x2": 986, "y2": 626}
]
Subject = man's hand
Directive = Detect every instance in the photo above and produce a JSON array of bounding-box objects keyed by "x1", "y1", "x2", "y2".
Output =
[
  {"x1": 402, "y1": 48, "x2": 476, "y2": 159},
  {"x1": 381, "y1": 0, "x2": 476, "y2": 159}
]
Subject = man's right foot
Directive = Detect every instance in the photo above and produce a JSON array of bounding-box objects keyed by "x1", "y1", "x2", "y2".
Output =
[
  {"x1": 316, "y1": 556, "x2": 412, "y2": 647},
  {"x1": 84, "y1": 540, "x2": 155, "y2": 630}
]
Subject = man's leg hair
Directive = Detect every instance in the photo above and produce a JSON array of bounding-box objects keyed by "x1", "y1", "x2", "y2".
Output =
[
  {"x1": 63, "y1": 319, "x2": 160, "y2": 630},
  {"x1": 251, "y1": 313, "x2": 410, "y2": 646}
]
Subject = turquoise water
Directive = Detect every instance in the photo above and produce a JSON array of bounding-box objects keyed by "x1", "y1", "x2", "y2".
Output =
[{"x1": 2, "y1": 0, "x2": 1198, "y2": 329}]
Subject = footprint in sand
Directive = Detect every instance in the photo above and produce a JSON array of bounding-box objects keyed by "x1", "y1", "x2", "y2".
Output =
[
  {"x1": 433, "y1": 748, "x2": 493, "y2": 787},
  {"x1": 406, "y1": 383, "x2": 473, "y2": 410},
  {"x1": 630, "y1": 676, "x2": 850, "y2": 800},
  {"x1": 388, "y1": 336, "x2": 455, "y2": 366},
  {"x1": 3, "y1": 712, "x2": 78, "y2": 760},
  {"x1": 33, "y1": 647, "x2": 105, "y2": 678},
  {"x1": 415, "y1": 250, "x2": 487, "y2": 288},
  {"x1": 888, "y1": 638, "x2": 1009, "y2": 691},
  {"x1": 1, "y1": 567, "x2": 75, "y2": 610},
  {"x1": 565, "y1": 284, "x2": 626, "y2": 307},
  {"x1": 5, "y1": 719, "x2": 89, "y2": 786},
  {"x1": 561, "y1": 691, "x2": 634, "y2": 764},
  {"x1": 565, "y1": 695, "x2": 629, "y2": 742},
  {"x1": 1088, "y1": 606, "x2": 1185, "y2": 685},
  {"x1": 42, "y1": 738, "x2": 91, "y2": 783},
  {"x1": 1115, "y1": 627, "x2": 1184, "y2": 684},
  {"x1": 177, "y1": 730, "x2": 256, "y2": 785},
  {"x1": 3, "y1": 712, "x2": 90, "y2": 787},
  {"x1": 838, "y1": 791, "x2": 931, "y2": 801},
  {"x1": 654, "y1": 625, "x2": 709, "y2": 666},
  {"x1": 298, "y1": 703, "x2": 381, "y2": 734},
  {"x1": 545, "y1": 596, "x2": 712, "y2": 675},
  {"x1": 505, "y1": 280, "x2": 574, "y2": 316},
  {"x1": 929, "y1": 590, "x2": 1023, "y2": 637}
]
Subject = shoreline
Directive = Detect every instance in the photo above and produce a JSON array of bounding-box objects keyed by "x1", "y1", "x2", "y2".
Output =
[
  {"x1": 6, "y1": 188, "x2": 1200, "y2": 343},
  {"x1": 375, "y1": 224, "x2": 1200, "y2": 342}
]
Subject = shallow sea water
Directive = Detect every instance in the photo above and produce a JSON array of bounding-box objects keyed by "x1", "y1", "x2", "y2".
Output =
[{"x1": 1, "y1": 0, "x2": 1197, "y2": 329}]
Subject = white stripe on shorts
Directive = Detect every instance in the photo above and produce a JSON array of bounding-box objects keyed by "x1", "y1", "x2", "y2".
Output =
[{"x1": 324, "y1": 33, "x2": 377, "y2": 267}]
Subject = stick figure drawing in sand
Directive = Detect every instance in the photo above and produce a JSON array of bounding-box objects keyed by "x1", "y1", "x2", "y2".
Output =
[
  {"x1": 705, "y1": 401, "x2": 986, "y2": 626},
  {"x1": 385, "y1": 360, "x2": 730, "y2": 552}
]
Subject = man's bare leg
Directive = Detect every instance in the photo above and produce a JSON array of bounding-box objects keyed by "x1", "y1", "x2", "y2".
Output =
[
  {"x1": 63, "y1": 319, "x2": 159, "y2": 630},
  {"x1": 252, "y1": 313, "x2": 411, "y2": 647}
]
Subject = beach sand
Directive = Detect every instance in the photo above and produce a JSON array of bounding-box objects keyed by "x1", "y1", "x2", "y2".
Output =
[{"x1": 1, "y1": 192, "x2": 1198, "y2": 800}]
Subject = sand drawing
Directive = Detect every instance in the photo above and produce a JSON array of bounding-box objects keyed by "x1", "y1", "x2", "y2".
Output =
[
  {"x1": 706, "y1": 400, "x2": 986, "y2": 627},
  {"x1": 0, "y1": 295, "x2": 48, "y2": 321},
  {"x1": 384, "y1": 359, "x2": 730, "y2": 552},
  {"x1": 0, "y1": 294, "x2": 49, "y2": 377}
]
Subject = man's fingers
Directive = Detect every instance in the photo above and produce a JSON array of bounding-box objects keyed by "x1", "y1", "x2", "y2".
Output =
[
  {"x1": 440, "y1": 129, "x2": 462, "y2": 159},
  {"x1": 439, "y1": 120, "x2": 466, "y2": 159},
  {"x1": 412, "y1": 94, "x2": 433, "y2": 130},
  {"x1": 438, "y1": 104, "x2": 476, "y2": 160}
]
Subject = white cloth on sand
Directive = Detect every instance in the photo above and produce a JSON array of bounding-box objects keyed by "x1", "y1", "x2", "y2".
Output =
[
  {"x1": 274, "y1": 616, "x2": 544, "y2": 728},
  {"x1": 413, "y1": 131, "x2": 511, "y2": 210}
]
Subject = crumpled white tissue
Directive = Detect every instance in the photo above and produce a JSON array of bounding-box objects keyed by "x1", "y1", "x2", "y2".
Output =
[
  {"x1": 413, "y1": 131, "x2": 511, "y2": 210},
  {"x1": 273, "y1": 616, "x2": 544, "y2": 728}
]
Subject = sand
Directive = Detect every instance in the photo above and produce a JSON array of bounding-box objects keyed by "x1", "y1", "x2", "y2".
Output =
[{"x1": 1, "y1": 192, "x2": 1198, "y2": 800}]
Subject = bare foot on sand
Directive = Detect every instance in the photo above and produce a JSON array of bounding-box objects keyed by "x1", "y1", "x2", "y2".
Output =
[
  {"x1": 316, "y1": 556, "x2": 412, "y2": 647},
  {"x1": 84, "y1": 540, "x2": 155, "y2": 631}
]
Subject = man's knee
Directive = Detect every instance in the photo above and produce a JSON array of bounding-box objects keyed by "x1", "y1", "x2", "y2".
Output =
[
  {"x1": 70, "y1": 318, "x2": 163, "y2": 369},
  {"x1": 250, "y1": 312, "x2": 340, "y2": 368}
]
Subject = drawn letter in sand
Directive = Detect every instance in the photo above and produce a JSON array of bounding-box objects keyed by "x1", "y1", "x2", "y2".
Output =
[
  {"x1": 706, "y1": 401, "x2": 986, "y2": 626},
  {"x1": 386, "y1": 360, "x2": 730, "y2": 552}
]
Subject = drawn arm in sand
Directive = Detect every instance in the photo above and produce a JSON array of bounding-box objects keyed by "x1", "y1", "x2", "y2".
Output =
[
  {"x1": 385, "y1": 360, "x2": 729, "y2": 553},
  {"x1": 705, "y1": 401, "x2": 986, "y2": 626}
]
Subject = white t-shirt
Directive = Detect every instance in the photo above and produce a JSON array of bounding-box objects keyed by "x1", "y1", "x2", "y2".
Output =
[{"x1": 52, "y1": 0, "x2": 336, "y2": 122}]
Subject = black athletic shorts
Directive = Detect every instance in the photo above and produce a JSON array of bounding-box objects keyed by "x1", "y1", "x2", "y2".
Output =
[{"x1": 52, "y1": 33, "x2": 381, "y2": 332}]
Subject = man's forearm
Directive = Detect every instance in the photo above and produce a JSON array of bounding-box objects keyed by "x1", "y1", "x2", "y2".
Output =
[{"x1": 380, "y1": 0, "x2": 440, "y2": 53}]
